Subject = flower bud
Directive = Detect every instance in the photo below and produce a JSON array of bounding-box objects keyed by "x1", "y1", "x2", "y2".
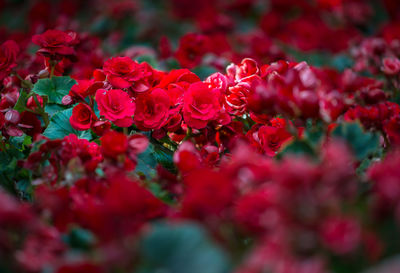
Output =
[{"x1": 5, "y1": 109, "x2": 20, "y2": 124}]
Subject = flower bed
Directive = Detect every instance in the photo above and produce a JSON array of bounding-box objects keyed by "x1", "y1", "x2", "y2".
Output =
[{"x1": 1, "y1": 1, "x2": 400, "y2": 272}]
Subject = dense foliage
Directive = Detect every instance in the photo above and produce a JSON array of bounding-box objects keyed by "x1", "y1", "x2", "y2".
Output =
[{"x1": 1, "y1": 0, "x2": 400, "y2": 272}]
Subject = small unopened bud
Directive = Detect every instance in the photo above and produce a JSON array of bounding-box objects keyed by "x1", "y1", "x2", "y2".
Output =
[
  {"x1": 91, "y1": 120, "x2": 111, "y2": 136},
  {"x1": 38, "y1": 69, "x2": 50, "y2": 79},
  {"x1": 128, "y1": 134, "x2": 149, "y2": 154},
  {"x1": 5, "y1": 110, "x2": 20, "y2": 124},
  {"x1": 62, "y1": 95, "x2": 74, "y2": 106}
]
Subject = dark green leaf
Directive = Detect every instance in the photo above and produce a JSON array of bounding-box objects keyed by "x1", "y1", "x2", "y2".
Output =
[
  {"x1": 63, "y1": 227, "x2": 97, "y2": 251},
  {"x1": 32, "y1": 76, "x2": 76, "y2": 104},
  {"x1": 45, "y1": 103, "x2": 68, "y2": 117},
  {"x1": 43, "y1": 108, "x2": 91, "y2": 140},
  {"x1": 135, "y1": 140, "x2": 175, "y2": 178},
  {"x1": 14, "y1": 169, "x2": 33, "y2": 201},
  {"x1": 191, "y1": 65, "x2": 218, "y2": 80},
  {"x1": 152, "y1": 143, "x2": 175, "y2": 172},
  {"x1": 164, "y1": 58, "x2": 180, "y2": 70},
  {"x1": 330, "y1": 54, "x2": 354, "y2": 72},
  {"x1": 13, "y1": 89, "x2": 29, "y2": 112},
  {"x1": 332, "y1": 122, "x2": 380, "y2": 161},
  {"x1": 284, "y1": 45, "x2": 353, "y2": 72},
  {"x1": 9, "y1": 134, "x2": 31, "y2": 151},
  {"x1": 136, "y1": 55, "x2": 159, "y2": 69},
  {"x1": 304, "y1": 119, "x2": 324, "y2": 147},
  {"x1": 278, "y1": 139, "x2": 315, "y2": 158},
  {"x1": 136, "y1": 146, "x2": 158, "y2": 178},
  {"x1": 137, "y1": 222, "x2": 231, "y2": 273},
  {"x1": 146, "y1": 182, "x2": 175, "y2": 204},
  {"x1": 0, "y1": 139, "x2": 32, "y2": 198}
]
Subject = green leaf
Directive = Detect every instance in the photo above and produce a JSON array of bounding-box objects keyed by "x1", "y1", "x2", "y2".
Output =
[
  {"x1": 13, "y1": 89, "x2": 29, "y2": 112},
  {"x1": 191, "y1": 65, "x2": 218, "y2": 80},
  {"x1": 45, "y1": 103, "x2": 68, "y2": 117},
  {"x1": 304, "y1": 119, "x2": 324, "y2": 147},
  {"x1": 63, "y1": 227, "x2": 96, "y2": 251},
  {"x1": 137, "y1": 222, "x2": 231, "y2": 273},
  {"x1": 365, "y1": 1, "x2": 389, "y2": 35},
  {"x1": 9, "y1": 134, "x2": 31, "y2": 151},
  {"x1": 356, "y1": 157, "x2": 373, "y2": 176},
  {"x1": 32, "y1": 76, "x2": 76, "y2": 104},
  {"x1": 284, "y1": 45, "x2": 353, "y2": 71},
  {"x1": 136, "y1": 55, "x2": 159, "y2": 69},
  {"x1": 43, "y1": 108, "x2": 91, "y2": 140},
  {"x1": 164, "y1": 58, "x2": 180, "y2": 70},
  {"x1": 146, "y1": 182, "x2": 175, "y2": 205},
  {"x1": 135, "y1": 140, "x2": 175, "y2": 178},
  {"x1": 14, "y1": 169, "x2": 33, "y2": 201},
  {"x1": 0, "y1": 137, "x2": 33, "y2": 198},
  {"x1": 136, "y1": 146, "x2": 158, "y2": 178},
  {"x1": 332, "y1": 122, "x2": 380, "y2": 161},
  {"x1": 330, "y1": 54, "x2": 354, "y2": 72},
  {"x1": 278, "y1": 139, "x2": 315, "y2": 158},
  {"x1": 152, "y1": 143, "x2": 175, "y2": 172}
]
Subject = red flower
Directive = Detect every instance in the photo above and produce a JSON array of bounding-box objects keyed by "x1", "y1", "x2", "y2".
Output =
[
  {"x1": 384, "y1": 116, "x2": 400, "y2": 146},
  {"x1": 227, "y1": 58, "x2": 260, "y2": 83},
  {"x1": 368, "y1": 152, "x2": 400, "y2": 205},
  {"x1": 57, "y1": 262, "x2": 103, "y2": 273},
  {"x1": 181, "y1": 168, "x2": 235, "y2": 220},
  {"x1": 225, "y1": 84, "x2": 250, "y2": 115},
  {"x1": 293, "y1": 90, "x2": 320, "y2": 118},
  {"x1": 235, "y1": 186, "x2": 284, "y2": 234},
  {"x1": 103, "y1": 57, "x2": 154, "y2": 92},
  {"x1": 156, "y1": 68, "x2": 199, "y2": 106},
  {"x1": 205, "y1": 72, "x2": 228, "y2": 93},
  {"x1": 105, "y1": 176, "x2": 167, "y2": 220},
  {"x1": 159, "y1": 35, "x2": 173, "y2": 59},
  {"x1": 183, "y1": 82, "x2": 221, "y2": 129},
  {"x1": 320, "y1": 216, "x2": 361, "y2": 255},
  {"x1": 101, "y1": 130, "x2": 128, "y2": 159},
  {"x1": 91, "y1": 120, "x2": 111, "y2": 136},
  {"x1": 26, "y1": 94, "x2": 44, "y2": 111},
  {"x1": 128, "y1": 134, "x2": 149, "y2": 154},
  {"x1": 32, "y1": 29, "x2": 78, "y2": 60},
  {"x1": 71, "y1": 176, "x2": 166, "y2": 240},
  {"x1": 95, "y1": 89, "x2": 135, "y2": 127},
  {"x1": 134, "y1": 88, "x2": 170, "y2": 130},
  {"x1": 257, "y1": 124, "x2": 292, "y2": 156},
  {"x1": 175, "y1": 33, "x2": 210, "y2": 69},
  {"x1": 19, "y1": 111, "x2": 42, "y2": 138},
  {"x1": 0, "y1": 112, "x2": 5, "y2": 130},
  {"x1": 259, "y1": 126, "x2": 290, "y2": 151},
  {"x1": 157, "y1": 68, "x2": 200, "y2": 89},
  {"x1": 70, "y1": 103, "x2": 96, "y2": 131},
  {"x1": 0, "y1": 40, "x2": 19, "y2": 80},
  {"x1": 103, "y1": 57, "x2": 138, "y2": 89},
  {"x1": 69, "y1": 79, "x2": 104, "y2": 100},
  {"x1": 173, "y1": 141, "x2": 202, "y2": 173},
  {"x1": 16, "y1": 227, "x2": 66, "y2": 272}
]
